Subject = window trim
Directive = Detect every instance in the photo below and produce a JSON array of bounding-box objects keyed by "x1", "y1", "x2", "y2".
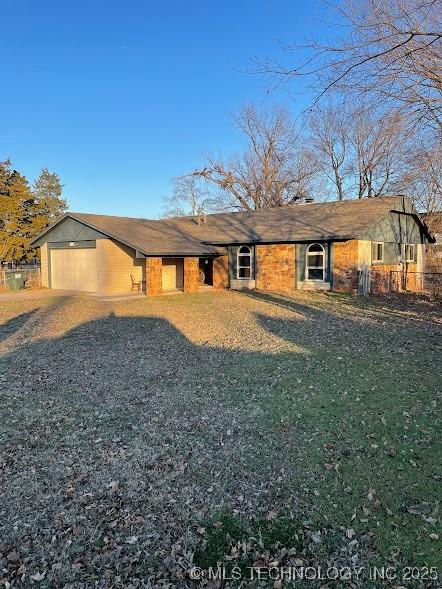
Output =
[
  {"x1": 403, "y1": 243, "x2": 416, "y2": 262},
  {"x1": 237, "y1": 245, "x2": 252, "y2": 280},
  {"x1": 373, "y1": 241, "x2": 384, "y2": 262},
  {"x1": 306, "y1": 243, "x2": 325, "y2": 282}
]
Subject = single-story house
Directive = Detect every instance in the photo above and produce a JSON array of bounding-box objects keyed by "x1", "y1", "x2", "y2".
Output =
[{"x1": 30, "y1": 195, "x2": 434, "y2": 296}]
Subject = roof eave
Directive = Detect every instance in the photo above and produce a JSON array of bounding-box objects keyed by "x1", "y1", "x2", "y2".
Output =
[{"x1": 30, "y1": 213, "x2": 151, "y2": 255}]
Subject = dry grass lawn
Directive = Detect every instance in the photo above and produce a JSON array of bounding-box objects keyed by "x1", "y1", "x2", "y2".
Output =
[{"x1": 0, "y1": 290, "x2": 441, "y2": 588}]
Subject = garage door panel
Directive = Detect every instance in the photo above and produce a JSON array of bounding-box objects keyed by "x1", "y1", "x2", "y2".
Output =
[{"x1": 51, "y1": 248, "x2": 97, "y2": 292}]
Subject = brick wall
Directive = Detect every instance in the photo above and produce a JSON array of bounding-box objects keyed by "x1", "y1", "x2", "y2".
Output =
[
  {"x1": 255, "y1": 244, "x2": 295, "y2": 292},
  {"x1": 96, "y1": 239, "x2": 144, "y2": 294},
  {"x1": 213, "y1": 254, "x2": 229, "y2": 289},
  {"x1": 40, "y1": 243, "x2": 49, "y2": 287},
  {"x1": 146, "y1": 257, "x2": 162, "y2": 296},
  {"x1": 184, "y1": 257, "x2": 199, "y2": 293}
]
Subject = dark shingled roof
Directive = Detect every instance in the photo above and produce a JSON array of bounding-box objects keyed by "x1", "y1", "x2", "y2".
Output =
[{"x1": 33, "y1": 196, "x2": 428, "y2": 255}]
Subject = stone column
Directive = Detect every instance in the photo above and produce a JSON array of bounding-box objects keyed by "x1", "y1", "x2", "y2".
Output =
[
  {"x1": 146, "y1": 257, "x2": 162, "y2": 296},
  {"x1": 183, "y1": 257, "x2": 199, "y2": 293}
]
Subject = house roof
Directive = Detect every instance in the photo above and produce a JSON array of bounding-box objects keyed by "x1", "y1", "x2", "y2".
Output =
[{"x1": 31, "y1": 195, "x2": 433, "y2": 256}]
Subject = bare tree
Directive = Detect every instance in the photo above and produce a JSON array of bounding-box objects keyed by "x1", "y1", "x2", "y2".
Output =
[
  {"x1": 308, "y1": 103, "x2": 350, "y2": 200},
  {"x1": 350, "y1": 107, "x2": 409, "y2": 197},
  {"x1": 308, "y1": 103, "x2": 411, "y2": 198},
  {"x1": 259, "y1": 0, "x2": 442, "y2": 130},
  {"x1": 162, "y1": 176, "x2": 221, "y2": 218},
  {"x1": 401, "y1": 140, "x2": 442, "y2": 211},
  {"x1": 190, "y1": 104, "x2": 320, "y2": 210}
]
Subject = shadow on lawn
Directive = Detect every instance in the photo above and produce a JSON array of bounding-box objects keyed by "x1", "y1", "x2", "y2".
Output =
[
  {"x1": 0, "y1": 310, "x2": 38, "y2": 344},
  {"x1": 0, "y1": 296, "x2": 440, "y2": 586},
  {"x1": 243, "y1": 288, "x2": 442, "y2": 326}
]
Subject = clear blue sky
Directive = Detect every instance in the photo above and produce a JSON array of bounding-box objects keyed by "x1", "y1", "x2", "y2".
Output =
[{"x1": 2, "y1": 0, "x2": 334, "y2": 218}]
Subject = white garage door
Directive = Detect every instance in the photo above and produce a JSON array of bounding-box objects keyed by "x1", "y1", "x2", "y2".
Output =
[{"x1": 51, "y1": 248, "x2": 97, "y2": 292}]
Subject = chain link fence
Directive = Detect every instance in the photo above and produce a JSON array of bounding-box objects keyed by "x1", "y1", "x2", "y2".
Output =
[
  {"x1": 0, "y1": 266, "x2": 41, "y2": 290},
  {"x1": 358, "y1": 268, "x2": 442, "y2": 297}
]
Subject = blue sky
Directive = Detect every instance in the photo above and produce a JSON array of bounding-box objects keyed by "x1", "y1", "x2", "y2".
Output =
[{"x1": 2, "y1": 0, "x2": 334, "y2": 218}]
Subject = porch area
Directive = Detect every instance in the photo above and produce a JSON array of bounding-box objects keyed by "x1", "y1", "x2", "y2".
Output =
[{"x1": 144, "y1": 254, "x2": 227, "y2": 296}]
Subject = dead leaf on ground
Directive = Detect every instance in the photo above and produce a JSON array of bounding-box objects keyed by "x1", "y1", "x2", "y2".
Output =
[
  {"x1": 30, "y1": 571, "x2": 46, "y2": 582},
  {"x1": 6, "y1": 550, "x2": 20, "y2": 562}
]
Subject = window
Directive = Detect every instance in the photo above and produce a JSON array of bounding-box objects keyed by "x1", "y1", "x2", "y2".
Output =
[
  {"x1": 403, "y1": 243, "x2": 416, "y2": 262},
  {"x1": 373, "y1": 242, "x2": 384, "y2": 262},
  {"x1": 237, "y1": 245, "x2": 252, "y2": 279},
  {"x1": 306, "y1": 243, "x2": 325, "y2": 281}
]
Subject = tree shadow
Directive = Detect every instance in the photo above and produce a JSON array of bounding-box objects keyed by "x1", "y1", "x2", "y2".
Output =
[
  {"x1": 0, "y1": 310, "x2": 37, "y2": 344},
  {"x1": 242, "y1": 288, "x2": 442, "y2": 327},
  {"x1": 0, "y1": 301, "x2": 439, "y2": 585}
]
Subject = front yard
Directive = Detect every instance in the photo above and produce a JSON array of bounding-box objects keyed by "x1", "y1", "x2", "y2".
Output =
[{"x1": 0, "y1": 291, "x2": 440, "y2": 588}]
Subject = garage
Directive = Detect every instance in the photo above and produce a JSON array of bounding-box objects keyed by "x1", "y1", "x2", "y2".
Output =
[
  {"x1": 50, "y1": 247, "x2": 98, "y2": 292},
  {"x1": 162, "y1": 258, "x2": 184, "y2": 291}
]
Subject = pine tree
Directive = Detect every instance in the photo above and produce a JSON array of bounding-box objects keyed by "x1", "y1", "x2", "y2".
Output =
[
  {"x1": 0, "y1": 160, "x2": 34, "y2": 263},
  {"x1": 0, "y1": 163, "x2": 67, "y2": 263},
  {"x1": 31, "y1": 167, "x2": 67, "y2": 235}
]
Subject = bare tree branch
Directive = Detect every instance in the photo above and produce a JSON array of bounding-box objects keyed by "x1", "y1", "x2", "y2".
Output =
[
  {"x1": 258, "y1": 0, "x2": 442, "y2": 130},
  {"x1": 188, "y1": 105, "x2": 320, "y2": 210}
]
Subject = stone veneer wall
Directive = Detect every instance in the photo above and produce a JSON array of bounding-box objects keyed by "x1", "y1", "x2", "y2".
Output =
[
  {"x1": 183, "y1": 257, "x2": 199, "y2": 293},
  {"x1": 255, "y1": 244, "x2": 295, "y2": 292},
  {"x1": 332, "y1": 240, "x2": 360, "y2": 292},
  {"x1": 213, "y1": 254, "x2": 229, "y2": 289},
  {"x1": 333, "y1": 241, "x2": 424, "y2": 293},
  {"x1": 146, "y1": 258, "x2": 162, "y2": 296}
]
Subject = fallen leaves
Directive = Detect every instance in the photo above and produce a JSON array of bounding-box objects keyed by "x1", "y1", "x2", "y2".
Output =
[
  {"x1": 30, "y1": 571, "x2": 46, "y2": 582},
  {"x1": 108, "y1": 480, "x2": 119, "y2": 493},
  {"x1": 6, "y1": 551, "x2": 20, "y2": 563},
  {"x1": 266, "y1": 509, "x2": 279, "y2": 521},
  {"x1": 0, "y1": 293, "x2": 440, "y2": 587}
]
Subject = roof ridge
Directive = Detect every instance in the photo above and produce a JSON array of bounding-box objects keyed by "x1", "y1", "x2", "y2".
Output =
[
  {"x1": 71, "y1": 211, "x2": 155, "y2": 222},
  {"x1": 72, "y1": 195, "x2": 403, "y2": 224},
  {"x1": 161, "y1": 195, "x2": 404, "y2": 221}
]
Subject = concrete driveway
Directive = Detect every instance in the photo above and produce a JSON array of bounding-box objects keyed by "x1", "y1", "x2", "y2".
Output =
[{"x1": 0, "y1": 288, "x2": 145, "y2": 302}]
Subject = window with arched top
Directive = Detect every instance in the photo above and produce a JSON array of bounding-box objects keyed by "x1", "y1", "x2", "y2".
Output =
[
  {"x1": 237, "y1": 245, "x2": 252, "y2": 279},
  {"x1": 306, "y1": 243, "x2": 325, "y2": 281}
]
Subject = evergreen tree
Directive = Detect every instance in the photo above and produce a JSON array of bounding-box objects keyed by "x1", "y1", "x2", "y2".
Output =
[
  {"x1": 0, "y1": 160, "x2": 32, "y2": 262},
  {"x1": 31, "y1": 167, "x2": 67, "y2": 235},
  {"x1": 0, "y1": 163, "x2": 67, "y2": 263},
  {"x1": 0, "y1": 160, "x2": 34, "y2": 263}
]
